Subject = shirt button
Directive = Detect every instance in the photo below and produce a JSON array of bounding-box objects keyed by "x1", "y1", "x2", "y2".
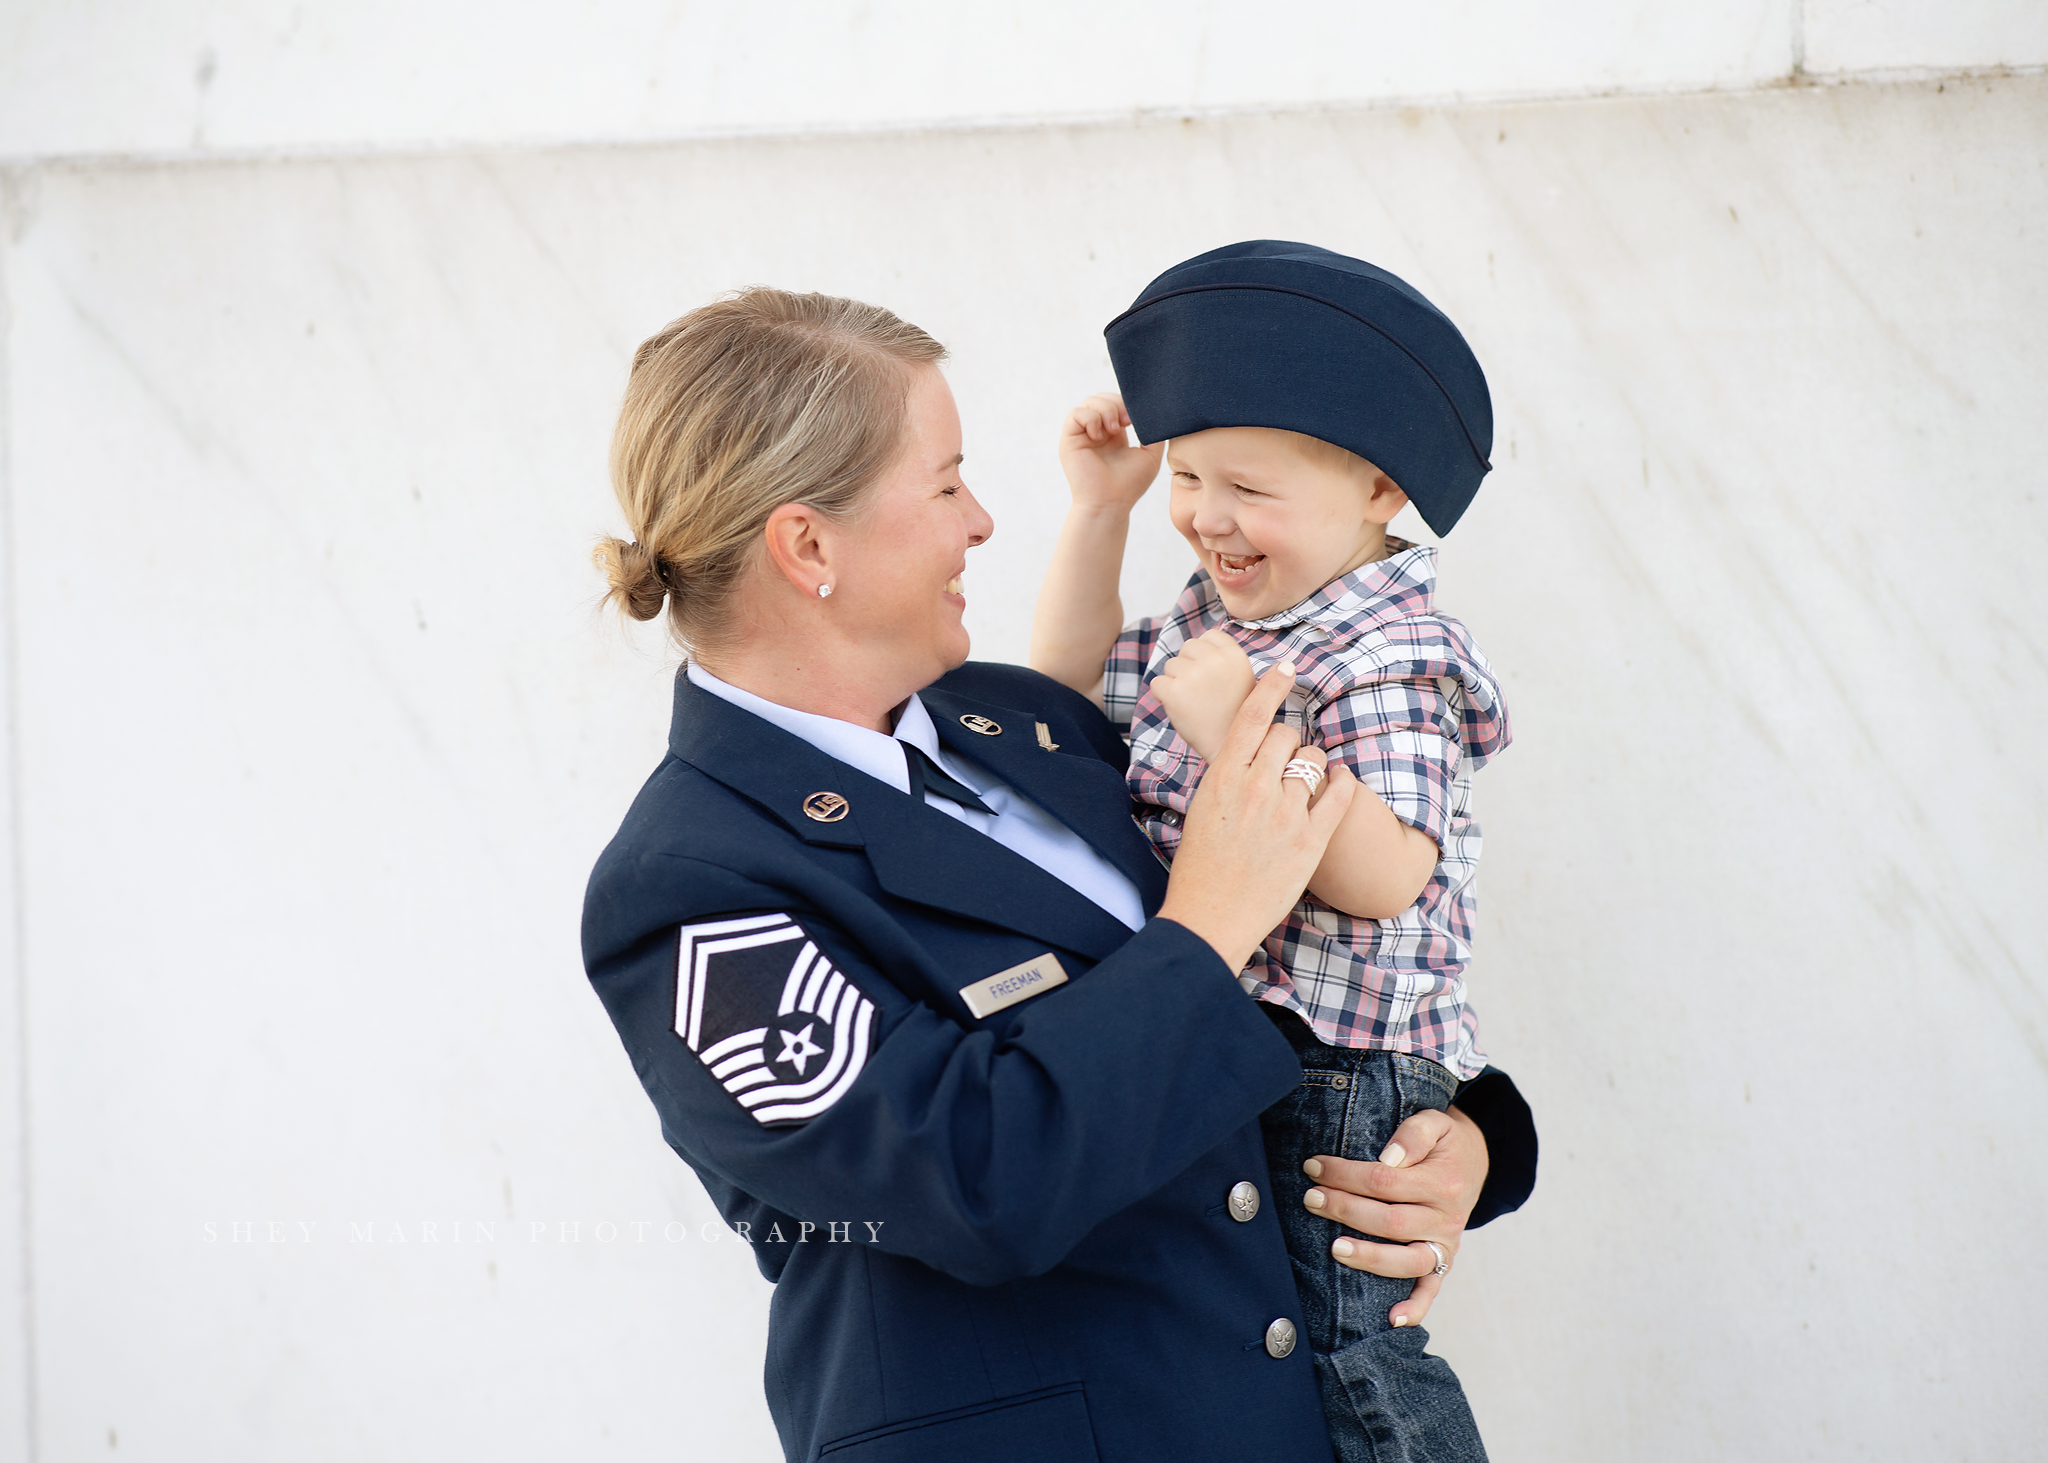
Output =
[
  {"x1": 1227, "y1": 1181, "x2": 1260, "y2": 1223},
  {"x1": 1265, "y1": 1317, "x2": 1297, "y2": 1359}
]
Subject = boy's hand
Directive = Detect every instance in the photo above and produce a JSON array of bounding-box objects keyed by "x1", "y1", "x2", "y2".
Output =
[
  {"x1": 1058, "y1": 393, "x2": 1164, "y2": 512},
  {"x1": 1152, "y1": 628, "x2": 1260, "y2": 761}
]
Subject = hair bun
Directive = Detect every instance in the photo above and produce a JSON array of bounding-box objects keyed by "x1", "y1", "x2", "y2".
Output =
[{"x1": 595, "y1": 536, "x2": 669, "y2": 621}]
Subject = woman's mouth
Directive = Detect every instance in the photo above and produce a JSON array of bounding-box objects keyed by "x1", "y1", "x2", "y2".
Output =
[
  {"x1": 1213, "y1": 552, "x2": 1265, "y2": 582},
  {"x1": 944, "y1": 576, "x2": 963, "y2": 596}
]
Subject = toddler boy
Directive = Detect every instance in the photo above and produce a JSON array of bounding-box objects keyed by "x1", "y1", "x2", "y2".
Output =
[{"x1": 1030, "y1": 241, "x2": 1509, "y2": 1463}]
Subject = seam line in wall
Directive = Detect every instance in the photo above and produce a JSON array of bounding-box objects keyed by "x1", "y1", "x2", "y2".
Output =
[
  {"x1": 0, "y1": 63, "x2": 2037, "y2": 173},
  {"x1": 0, "y1": 165, "x2": 37, "y2": 1463}
]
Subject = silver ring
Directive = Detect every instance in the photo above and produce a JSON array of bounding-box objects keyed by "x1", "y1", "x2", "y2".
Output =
[
  {"x1": 1279, "y1": 758, "x2": 1325, "y2": 797},
  {"x1": 1422, "y1": 1240, "x2": 1449, "y2": 1278}
]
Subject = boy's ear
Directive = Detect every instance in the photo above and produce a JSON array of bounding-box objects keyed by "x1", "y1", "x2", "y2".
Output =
[{"x1": 1363, "y1": 472, "x2": 1409, "y2": 526}]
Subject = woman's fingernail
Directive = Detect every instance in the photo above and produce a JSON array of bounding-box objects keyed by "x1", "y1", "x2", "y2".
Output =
[
  {"x1": 1303, "y1": 1188, "x2": 1326, "y2": 1210},
  {"x1": 1392, "y1": 1314, "x2": 1411, "y2": 1328},
  {"x1": 1302, "y1": 1158, "x2": 1323, "y2": 1180},
  {"x1": 1333, "y1": 1238, "x2": 1354, "y2": 1258},
  {"x1": 1379, "y1": 1142, "x2": 1407, "y2": 1169},
  {"x1": 1275, "y1": 661, "x2": 1297, "y2": 676}
]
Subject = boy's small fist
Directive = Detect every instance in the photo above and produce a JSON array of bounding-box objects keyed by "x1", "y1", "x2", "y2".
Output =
[
  {"x1": 1153, "y1": 629, "x2": 1259, "y2": 762},
  {"x1": 1058, "y1": 392, "x2": 1164, "y2": 511}
]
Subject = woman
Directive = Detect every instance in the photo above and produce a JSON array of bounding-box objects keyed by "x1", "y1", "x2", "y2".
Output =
[{"x1": 583, "y1": 290, "x2": 1536, "y2": 1463}]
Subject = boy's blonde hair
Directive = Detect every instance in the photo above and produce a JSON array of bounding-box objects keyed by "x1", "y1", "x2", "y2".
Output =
[
  {"x1": 1276, "y1": 427, "x2": 1379, "y2": 484},
  {"x1": 595, "y1": 288, "x2": 948, "y2": 654}
]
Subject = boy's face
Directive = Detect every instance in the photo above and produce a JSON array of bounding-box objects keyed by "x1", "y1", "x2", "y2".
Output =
[{"x1": 1166, "y1": 426, "x2": 1407, "y2": 621}]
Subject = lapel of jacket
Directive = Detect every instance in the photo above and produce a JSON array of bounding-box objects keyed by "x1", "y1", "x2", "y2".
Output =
[
  {"x1": 666, "y1": 675, "x2": 1135, "y2": 961},
  {"x1": 920, "y1": 685, "x2": 1171, "y2": 914}
]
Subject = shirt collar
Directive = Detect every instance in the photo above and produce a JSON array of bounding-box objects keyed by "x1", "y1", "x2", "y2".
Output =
[
  {"x1": 686, "y1": 661, "x2": 930, "y2": 796},
  {"x1": 891, "y1": 694, "x2": 965, "y2": 778},
  {"x1": 1214, "y1": 537, "x2": 1438, "y2": 638}
]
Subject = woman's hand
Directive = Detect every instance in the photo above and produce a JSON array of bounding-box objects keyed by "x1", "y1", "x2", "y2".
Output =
[
  {"x1": 1302, "y1": 1104, "x2": 1489, "y2": 1327},
  {"x1": 1157, "y1": 661, "x2": 1358, "y2": 972},
  {"x1": 1057, "y1": 393, "x2": 1164, "y2": 513},
  {"x1": 1152, "y1": 628, "x2": 1258, "y2": 762}
]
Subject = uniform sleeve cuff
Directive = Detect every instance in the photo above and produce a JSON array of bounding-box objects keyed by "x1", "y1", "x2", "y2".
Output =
[
  {"x1": 1453, "y1": 1065, "x2": 1538, "y2": 1229},
  {"x1": 1139, "y1": 916, "x2": 1301, "y2": 1092}
]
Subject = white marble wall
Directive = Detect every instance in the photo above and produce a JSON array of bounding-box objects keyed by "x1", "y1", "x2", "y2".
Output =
[
  {"x1": 3, "y1": 0, "x2": 2044, "y2": 159},
  {"x1": 2, "y1": 7, "x2": 2044, "y2": 1462},
  {"x1": 1806, "y1": 0, "x2": 2048, "y2": 73}
]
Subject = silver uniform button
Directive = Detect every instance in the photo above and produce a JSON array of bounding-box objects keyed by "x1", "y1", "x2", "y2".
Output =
[
  {"x1": 1265, "y1": 1317, "x2": 1297, "y2": 1359},
  {"x1": 1228, "y1": 1181, "x2": 1260, "y2": 1223}
]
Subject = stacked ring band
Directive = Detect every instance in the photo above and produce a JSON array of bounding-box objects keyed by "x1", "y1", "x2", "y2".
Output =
[{"x1": 1279, "y1": 758, "x2": 1326, "y2": 797}]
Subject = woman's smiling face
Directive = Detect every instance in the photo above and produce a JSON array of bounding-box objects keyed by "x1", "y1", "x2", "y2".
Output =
[
  {"x1": 830, "y1": 365, "x2": 993, "y2": 688},
  {"x1": 1166, "y1": 427, "x2": 1400, "y2": 621}
]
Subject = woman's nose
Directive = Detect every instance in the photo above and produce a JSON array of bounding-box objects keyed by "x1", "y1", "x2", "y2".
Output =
[{"x1": 960, "y1": 482, "x2": 995, "y2": 547}]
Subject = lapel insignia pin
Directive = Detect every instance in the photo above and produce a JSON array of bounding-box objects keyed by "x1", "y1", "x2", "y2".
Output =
[
  {"x1": 1034, "y1": 721, "x2": 1060, "y2": 752},
  {"x1": 801, "y1": 791, "x2": 850, "y2": 823},
  {"x1": 959, "y1": 714, "x2": 1002, "y2": 736}
]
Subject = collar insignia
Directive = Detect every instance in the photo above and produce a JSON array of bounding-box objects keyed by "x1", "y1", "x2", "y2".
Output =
[
  {"x1": 959, "y1": 714, "x2": 1002, "y2": 737},
  {"x1": 802, "y1": 791, "x2": 849, "y2": 822}
]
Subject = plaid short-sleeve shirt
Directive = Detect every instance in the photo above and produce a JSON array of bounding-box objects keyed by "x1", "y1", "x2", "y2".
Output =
[{"x1": 1104, "y1": 541, "x2": 1510, "y2": 1078}]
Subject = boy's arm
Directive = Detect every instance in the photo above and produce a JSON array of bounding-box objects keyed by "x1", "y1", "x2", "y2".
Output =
[
  {"x1": 1304, "y1": 783, "x2": 1440, "y2": 921},
  {"x1": 1310, "y1": 679, "x2": 1465, "y2": 920},
  {"x1": 1027, "y1": 394, "x2": 1165, "y2": 701}
]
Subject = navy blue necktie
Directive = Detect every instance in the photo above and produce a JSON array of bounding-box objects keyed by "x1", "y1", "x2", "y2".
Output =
[{"x1": 900, "y1": 741, "x2": 994, "y2": 816}]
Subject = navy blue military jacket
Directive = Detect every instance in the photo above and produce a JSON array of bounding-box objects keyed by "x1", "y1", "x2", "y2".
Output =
[{"x1": 584, "y1": 662, "x2": 1534, "y2": 1463}]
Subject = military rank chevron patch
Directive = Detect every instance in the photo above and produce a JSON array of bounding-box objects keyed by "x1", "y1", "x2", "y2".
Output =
[{"x1": 672, "y1": 913, "x2": 877, "y2": 1127}]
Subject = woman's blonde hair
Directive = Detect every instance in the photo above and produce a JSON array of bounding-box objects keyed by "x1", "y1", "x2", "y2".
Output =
[{"x1": 595, "y1": 288, "x2": 948, "y2": 653}]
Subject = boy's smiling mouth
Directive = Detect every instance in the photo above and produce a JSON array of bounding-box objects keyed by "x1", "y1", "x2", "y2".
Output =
[{"x1": 1213, "y1": 551, "x2": 1265, "y2": 583}]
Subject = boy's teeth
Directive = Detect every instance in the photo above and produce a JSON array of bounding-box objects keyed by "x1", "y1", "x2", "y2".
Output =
[
  {"x1": 944, "y1": 576, "x2": 963, "y2": 595},
  {"x1": 1218, "y1": 554, "x2": 1263, "y2": 572}
]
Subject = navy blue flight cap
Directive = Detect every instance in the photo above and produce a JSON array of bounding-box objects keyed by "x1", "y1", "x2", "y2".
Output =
[{"x1": 1104, "y1": 240, "x2": 1494, "y2": 536}]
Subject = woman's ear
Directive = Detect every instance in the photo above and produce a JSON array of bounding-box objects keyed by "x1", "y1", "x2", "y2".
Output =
[
  {"x1": 761, "y1": 502, "x2": 834, "y2": 597},
  {"x1": 1363, "y1": 473, "x2": 1410, "y2": 526}
]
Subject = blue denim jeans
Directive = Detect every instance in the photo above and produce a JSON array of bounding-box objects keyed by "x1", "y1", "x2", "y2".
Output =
[{"x1": 1259, "y1": 1008, "x2": 1489, "y2": 1463}]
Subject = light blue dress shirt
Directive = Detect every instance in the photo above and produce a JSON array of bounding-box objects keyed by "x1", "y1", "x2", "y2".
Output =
[{"x1": 686, "y1": 662, "x2": 1147, "y2": 932}]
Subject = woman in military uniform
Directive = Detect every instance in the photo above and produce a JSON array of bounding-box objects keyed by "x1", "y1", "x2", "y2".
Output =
[{"x1": 583, "y1": 289, "x2": 1536, "y2": 1463}]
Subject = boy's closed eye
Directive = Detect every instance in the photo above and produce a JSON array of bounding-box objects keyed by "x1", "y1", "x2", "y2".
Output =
[{"x1": 1174, "y1": 467, "x2": 1267, "y2": 498}]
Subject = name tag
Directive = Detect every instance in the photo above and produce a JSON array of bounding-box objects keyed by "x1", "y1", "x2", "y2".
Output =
[{"x1": 958, "y1": 953, "x2": 1069, "y2": 1020}]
